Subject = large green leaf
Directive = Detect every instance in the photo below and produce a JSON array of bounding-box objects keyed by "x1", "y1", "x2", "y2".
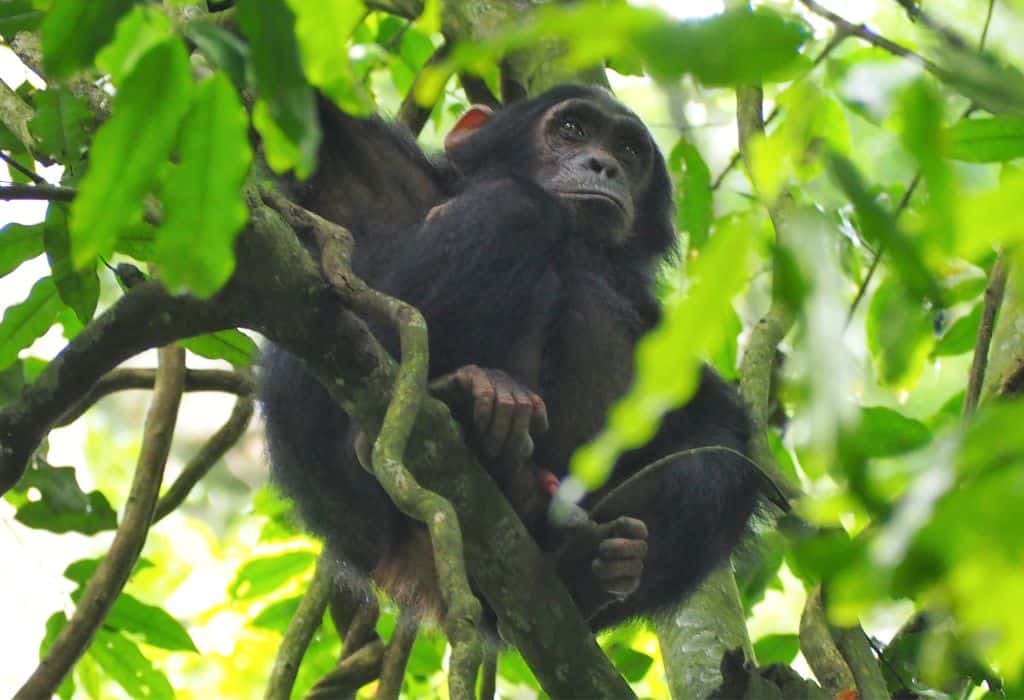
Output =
[
  {"x1": 71, "y1": 590, "x2": 197, "y2": 652},
  {"x1": 932, "y1": 303, "x2": 982, "y2": 357},
  {"x1": 155, "y1": 73, "x2": 251, "y2": 298},
  {"x1": 948, "y1": 117, "x2": 1024, "y2": 163},
  {"x1": 28, "y1": 88, "x2": 93, "y2": 168},
  {"x1": 237, "y1": 0, "x2": 321, "y2": 177},
  {"x1": 45, "y1": 204, "x2": 99, "y2": 323},
  {"x1": 180, "y1": 329, "x2": 258, "y2": 367},
  {"x1": 88, "y1": 628, "x2": 174, "y2": 700},
  {"x1": 94, "y1": 4, "x2": 174, "y2": 86},
  {"x1": 229, "y1": 551, "x2": 317, "y2": 600},
  {"x1": 0, "y1": 276, "x2": 63, "y2": 371},
  {"x1": 669, "y1": 139, "x2": 711, "y2": 250},
  {"x1": 0, "y1": 0, "x2": 44, "y2": 38},
  {"x1": 40, "y1": 0, "x2": 136, "y2": 78},
  {"x1": 69, "y1": 39, "x2": 192, "y2": 267},
  {"x1": 900, "y1": 80, "x2": 955, "y2": 254},
  {"x1": 8, "y1": 459, "x2": 117, "y2": 535},
  {"x1": 0, "y1": 222, "x2": 45, "y2": 278},
  {"x1": 865, "y1": 276, "x2": 933, "y2": 388},
  {"x1": 844, "y1": 407, "x2": 932, "y2": 459}
]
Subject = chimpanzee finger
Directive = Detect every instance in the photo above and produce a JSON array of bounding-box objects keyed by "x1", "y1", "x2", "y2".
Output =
[
  {"x1": 607, "y1": 516, "x2": 648, "y2": 541},
  {"x1": 504, "y1": 431, "x2": 534, "y2": 464},
  {"x1": 502, "y1": 392, "x2": 534, "y2": 458},
  {"x1": 592, "y1": 557, "x2": 644, "y2": 581},
  {"x1": 485, "y1": 386, "x2": 516, "y2": 456},
  {"x1": 598, "y1": 537, "x2": 647, "y2": 561},
  {"x1": 529, "y1": 393, "x2": 549, "y2": 434},
  {"x1": 601, "y1": 577, "x2": 642, "y2": 597},
  {"x1": 466, "y1": 368, "x2": 496, "y2": 435}
]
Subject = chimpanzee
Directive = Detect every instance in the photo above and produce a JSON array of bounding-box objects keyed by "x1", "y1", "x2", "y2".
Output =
[{"x1": 259, "y1": 84, "x2": 762, "y2": 631}]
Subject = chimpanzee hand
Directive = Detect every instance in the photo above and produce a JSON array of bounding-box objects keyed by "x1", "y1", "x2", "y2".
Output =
[
  {"x1": 554, "y1": 516, "x2": 649, "y2": 619},
  {"x1": 429, "y1": 365, "x2": 549, "y2": 466}
]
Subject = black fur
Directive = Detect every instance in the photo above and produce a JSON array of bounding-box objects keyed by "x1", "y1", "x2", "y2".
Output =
[{"x1": 260, "y1": 85, "x2": 761, "y2": 629}]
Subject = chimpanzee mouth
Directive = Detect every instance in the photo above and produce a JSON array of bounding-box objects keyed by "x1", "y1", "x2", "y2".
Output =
[{"x1": 559, "y1": 190, "x2": 627, "y2": 214}]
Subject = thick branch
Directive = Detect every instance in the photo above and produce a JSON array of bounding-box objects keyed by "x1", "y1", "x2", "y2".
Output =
[
  {"x1": 0, "y1": 183, "x2": 77, "y2": 201},
  {"x1": 305, "y1": 640, "x2": 385, "y2": 699},
  {"x1": 799, "y1": 586, "x2": 856, "y2": 695},
  {"x1": 266, "y1": 554, "x2": 334, "y2": 700},
  {"x1": 14, "y1": 346, "x2": 186, "y2": 700}
]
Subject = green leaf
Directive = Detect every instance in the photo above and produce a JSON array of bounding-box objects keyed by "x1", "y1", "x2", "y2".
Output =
[
  {"x1": 40, "y1": 613, "x2": 75, "y2": 700},
  {"x1": 957, "y1": 399, "x2": 1024, "y2": 479},
  {"x1": 0, "y1": 222, "x2": 44, "y2": 278},
  {"x1": 69, "y1": 39, "x2": 192, "y2": 267},
  {"x1": 237, "y1": 0, "x2": 321, "y2": 177},
  {"x1": 95, "y1": 4, "x2": 174, "y2": 86},
  {"x1": 754, "y1": 633, "x2": 800, "y2": 665},
  {"x1": 572, "y1": 213, "x2": 755, "y2": 487},
  {"x1": 826, "y1": 152, "x2": 943, "y2": 307},
  {"x1": 0, "y1": 0, "x2": 44, "y2": 38},
  {"x1": 285, "y1": 0, "x2": 371, "y2": 115},
  {"x1": 9, "y1": 459, "x2": 117, "y2": 534},
  {"x1": 179, "y1": 329, "x2": 258, "y2": 366},
  {"x1": 669, "y1": 139, "x2": 711, "y2": 250},
  {"x1": 94, "y1": 593, "x2": 197, "y2": 652},
  {"x1": 0, "y1": 277, "x2": 63, "y2": 372},
  {"x1": 900, "y1": 80, "x2": 955, "y2": 254},
  {"x1": 846, "y1": 407, "x2": 932, "y2": 458},
  {"x1": 154, "y1": 73, "x2": 251, "y2": 297},
  {"x1": 64, "y1": 557, "x2": 154, "y2": 586},
  {"x1": 183, "y1": 21, "x2": 250, "y2": 90},
  {"x1": 28, "y1": 88, "x2": 93, "y2": 168},
  {"x1": 948, "y1": 117, "x2": 1024, "y2": 163},
  {"x1": 251, "y1": 596, "x2": 302, "y2": 632},
  {"x1": 229, "y1": 551, "x2": 317, "y2": 599},
  {"x1": 88, "y1": 628, "x2": 174, "y2": 700},
  {"x1": 40, "y1": 0, "x2": 136, "y2": 79},
  {"x1": 933, "y1": 304, "x2": 982, "y2": 357},
  {"x1": 865, "y1": 277, "x2": 933, "y2": 388},
  {"x1": 45, "y1": 204, "x2": 99, "y2": 323},
  {"x1": 607, "y1": 644, "x2": 654, "y2": 682}
]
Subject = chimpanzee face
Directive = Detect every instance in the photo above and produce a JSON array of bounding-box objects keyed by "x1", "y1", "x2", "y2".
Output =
[{"x1": 535, "y1": 95, "x2": 656, "y2": 245}]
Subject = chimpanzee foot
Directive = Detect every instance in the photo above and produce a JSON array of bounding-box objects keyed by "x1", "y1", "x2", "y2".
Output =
[
  {"x1": 555, "y1": 516, "x2": 648, "y2": 619},
  {"x1": 429, "y1": 364, "x2": 548, "y2": 465}
]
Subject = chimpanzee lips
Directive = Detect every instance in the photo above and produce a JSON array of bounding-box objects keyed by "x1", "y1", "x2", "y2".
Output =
[{"x1": 559, "y1": 189, "x2": 628, "y2": 215}]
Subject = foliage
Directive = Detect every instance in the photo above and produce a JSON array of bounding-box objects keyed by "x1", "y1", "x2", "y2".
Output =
[{"x1": 1, "y1": 0, "x2": 1024, "y2": 698}]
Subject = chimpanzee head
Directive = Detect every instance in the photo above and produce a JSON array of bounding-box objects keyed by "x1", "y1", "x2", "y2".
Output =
[{"x1": 445, "y1": 85, "x2": 675, "y2": 257}]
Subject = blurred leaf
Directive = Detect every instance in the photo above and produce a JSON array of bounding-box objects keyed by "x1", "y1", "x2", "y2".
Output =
[
  {"x1": 251, "y1": 596, "x2": 302, "y2": 633},
  {"x1": 572, "y1": 214, "x2": 754, "y2": 487},
  {"x1": 180, "y1": 329, "x2": 258, "y2": 366},
  {"x1": 948, "y1": 117, "x2": 1024, "y2": 162},
  {"x1": 933, "y1": 304, "x2": 982, "y2": 357},
  {"x1": 184, "y1": 21, "x2": 250, "y2": 90},
  {"x1": 237, "y1": 0, "x2": 321, "y2": 177},
  {"x1": 75, "y1": 591, "x2": 198, "y2": 652},
  {"x1": 0, "y1": 360, "x2": 25, "y2": 406},
  {"x1": 45, "y1": 204, "x2": 99, "y2": 323},
  {"x1": 957, "y1": 167, "x2": 1024, "y2": 257},
  {"x1": 826, "y1": 152, "x2": 943, "y2": 306},
  {"x1": 405, "y1": 632, "x2": 446, "y2": 679},
  {"x1": 229, "y1": 551, "x2": 317, "y2": 599},
  {"x1": 0, "y1": 277, "x2": 63, "y2": 372},
  {"x1": 40, "y1": 612, "x2": 75, "y2": 700},
  {"x1": 69, "y1": 39, "x2": 192, "y2": 267},
  {"x1": 41, "y1": 0, "x2": 135, "y2": 78},
  {"x1": 9, "y1": 458, "x2": 117, "y2": 534},
  {"x1": 28, "y1": 88, "x2": 93, "y2": 167},
  {"x1": 845, "y1": 407, "x2": 932, "y2": 459},
  {"x1": 900, "y1": 80, "x2": 955, "y2": 253},
  {"x1": 0, "y1": 222, "x2": 44, "y2": 277},
  {"x1": 754, "y1": 633, "x2": 800, "y2": 665},
  {"x1": 154, "y1": 73, "x2": 251, "y2": 297},
  {"x1": 957, "y1": 399, "x2": 1024, "y2": 479},
  {"x1": 669, "y1": 139, "x2": 711, "y2": 250},
  {"x1": 286, "y1": 0, "x2": 371, "y2": 115},
  {"x1": 63, "y1": 557, "x2": 154, "y2": 586},
  {"x1": 88, "y1": 628, "x2": 174, "y2": 700},
  {"x1": 866, "y1": 277, "x2": 933, "y2": 387},
  {"x1": 934, "y1": 44, "x2": 1024, "y2": 117},
  {"x1": 607, "y1": 644, "x2": 654, "y2": 682},
  {"x1": 95, "y1": 4, "x2": 174, "y2": 86},
  {"x1": 0, "y1": 0, "x2": 44, "y2": 38}
]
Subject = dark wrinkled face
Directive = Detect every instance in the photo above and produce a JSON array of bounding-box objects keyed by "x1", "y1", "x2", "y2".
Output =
[{"x1": 535, "y1": 96, "x2": 655, "y2": 245}]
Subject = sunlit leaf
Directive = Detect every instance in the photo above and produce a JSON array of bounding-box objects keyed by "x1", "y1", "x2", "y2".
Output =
[
  {"x1": 85, "y1": 593, "x2": 198, "y2": 652},
  {"x1": 669, "y1": 139, "x2": 711, "y2": 250},
  {"x1": 0, "y1": 222, "x2": 44, "y2": 278},
  {"x1": 41, "y1": 0, "x2": 135, "y2": 78},
  {"x1": 948, "y1": 117, "x2": 1024, "y2": 162},
  {"x1": 754, "y1": 633, "x2": 800, "y2": 665},
  {"x1": 844, "y1": 407, "x2": 932, "y2": 459},
  {"x1": 180, "y1": 329, "x2": 258, "y2": 366},
  {"x1": 0, "y1": 276, "x2": 62, "y2": 371},
  {"x1": 251, "y1": 596, "x2": 302, "y2": 632},
  {"x1": 933, "y1": 304, "x2": 982, "y2": 357},
  {"x1": 865, "y1": 276, "x2": 933, "y2": 387},
  {"x1": 69, "y1": 39, "x2": 192, "y2": 267},
  {"x1": 183, "y1": 21, "x2": 250, "y2": 91},
  {"x1": 9, "y1": 459, "x2": 117, "y2": 534},
  {"x1": 900, "y1": 80, "x2": 955, "y2": 254},
  {"x1": 229, "y1": 551, "x2": 317, "y2": 599},
  {"x1": 88, "y1": 628, "x2": 174, "y2": 700},
  {"x1": 237, "y1": 0, "x2": 321, "y2": 177},
  {"x1": 154, "y1": 73, "x2": 251, "y2": 298},
  {"x1": 94, "y1": 4, "x2": 174, "y2": 86}
]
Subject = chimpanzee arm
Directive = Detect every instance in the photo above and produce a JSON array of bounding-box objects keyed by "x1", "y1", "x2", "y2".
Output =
[{"x1": 297, "y1": 99, "x2": 450, "y2": 232}]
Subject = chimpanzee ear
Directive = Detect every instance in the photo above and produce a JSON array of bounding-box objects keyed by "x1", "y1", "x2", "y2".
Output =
[{"x1": 444, "y1": 105, "x2": 494, "y2": 157}]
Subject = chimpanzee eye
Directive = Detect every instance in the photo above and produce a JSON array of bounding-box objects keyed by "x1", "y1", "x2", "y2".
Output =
[{"x1": 560, "y1": 117, "x2": 585, "y2": 137}]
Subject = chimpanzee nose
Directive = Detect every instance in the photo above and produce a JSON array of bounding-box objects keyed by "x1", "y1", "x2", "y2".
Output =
[{"x1": 586, "y1": 154, "x2": 619, "y2": 179}]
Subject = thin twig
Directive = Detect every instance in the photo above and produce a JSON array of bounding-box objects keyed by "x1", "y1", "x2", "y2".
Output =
[
  {"x1": 153, "y1": 393, "x2": 255, "y2": 522},
  {"x1": 0, "y1": 182, "x2": 76, "y2": 201},
  {"x1": 14, "y1": 346, "x2": 185, "y2": 700},
  {"x1": 398, "y1": 43, "x2": 452, "y2": 137},
  {"x1": 57, "y1": 368, "x2": 254, "y2": 427},
  {"x1": 266, "y1": 554, "x2": 334, "y2": 700},
  {"x1": 0, "y1": 152, "x2": 45, "y2": 184},
  {"x1": 981, "y1": 0, "x2": 998, "y2": 48},
  {"x1": 376, "y1": 608, "x2": 419, "y2": 700},
  {"x1": 964, "y1": 251, "x2": 1008, "y2": 418}
]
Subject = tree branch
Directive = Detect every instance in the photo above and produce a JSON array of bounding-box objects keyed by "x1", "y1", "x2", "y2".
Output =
[
  {"x1": 965, "y1": 251, "x2": 1009, "y2": 417},
  {"x1": 13, "y1": 346, "x2": 186, "y2": 700},
  {"x1": 376, "y1": 608, "x2": 419, "y2": 700},
  {"x1": 0, "y1": 182, "x2": 77, "y2": 201},
  {"x1": 398, "y1": 43, "x2": 451, "y2": 137},
  {"x1": 153, "y1": 392, "x2": 255, "y2": 522},
  {"x1": 266, "y1": 553, "x2": 334, "y2": 700}
]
